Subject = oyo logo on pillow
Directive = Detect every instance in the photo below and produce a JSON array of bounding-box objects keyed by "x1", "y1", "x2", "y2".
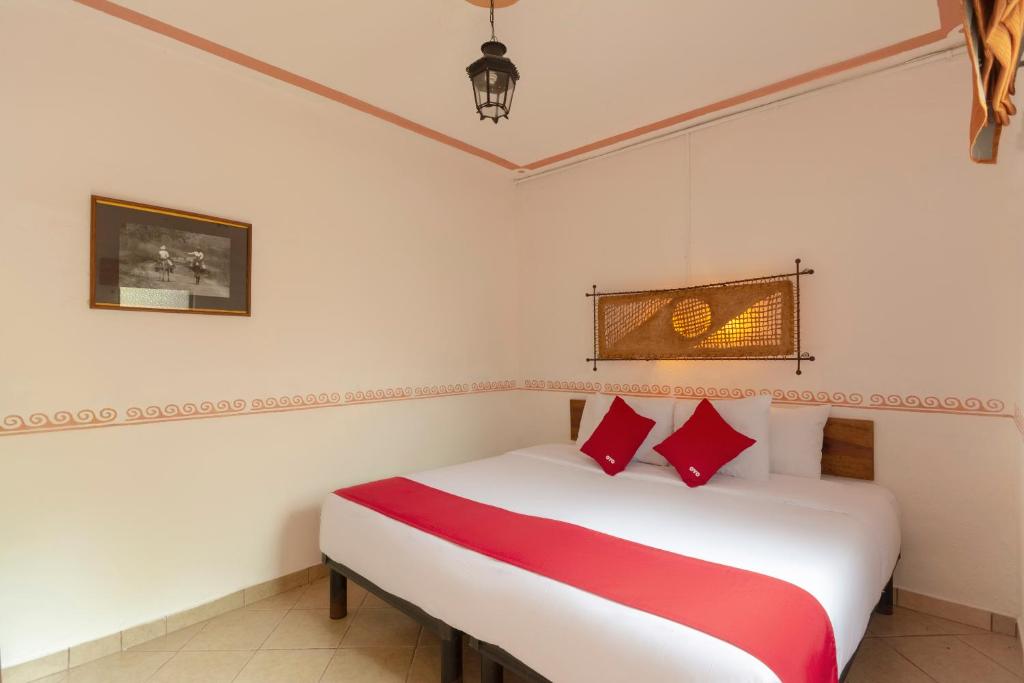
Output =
[
  {"x1": 688, "y1": 466, "x2": 701, "y2": 478},
  {"x1": 605, "y1": 455, "x2": 616, "y2": 465}
]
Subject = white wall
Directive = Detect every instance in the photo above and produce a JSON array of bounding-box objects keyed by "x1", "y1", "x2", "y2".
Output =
[
  {"x1": 0, "y1": 1, "x2": 520, "y2": 666},
  {"x1": 515, "y1": 55, "x2": 1024, "y2": 617}
]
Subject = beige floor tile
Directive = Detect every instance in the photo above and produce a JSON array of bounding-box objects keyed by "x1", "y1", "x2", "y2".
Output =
[
  {"x1": 340, "y1": 608, "x2": 421, "y2": 648},
  {"x1": 350, "y1": 580, "x2": 372, "y2": 610},
  {"x1": 245, "y1": 587, "x2": 304, "y2": 611},
  {"x1": 128, "y1": 622, "x2": 205, "y2": 652},
  {"x1": 167, "y1": 592, "x2": 244, "y2": 633},
  {"x1": 362, "y1": 592, "x2": 389, "y2": 609},
  {"x1": 887, "y1": 635, "x2": 1022, "y2": 683},
  {"x1": 243, "y1": 570, "x2": 309, "y2": 606},
  {"x1": 406, "y1": 631, "x2": 482, "y2": 683},
  {"x1": 319, "y1": 647, "x2": 414, "y2": 683},
  {"x1": 958, "y1": 634, "x2": 1024, "y2": 676},
  {"x1": 407, "y1": 643, "x2": 483, "y2": 683},
  {"x1": 121, "y1": 619, "x2": 167, "y2": 650},
  {"x1": 416, "y1": 627, "x2": 438, "y2": 648},
  {"x1": 845, "y1": 638, "x2": 932, "y2": 683},
  {"x1": 407, "y1": 643, "x2": 442, "y2": 683},
  {"x1": 292, "y1": 577, "x2": 367, "y2": 611},
  {"x1": 348, "y1": 582, "x2": 368, "y2": 610},
  {"x1": 260, "y1": 609, "x2": 351, "y2": 649},
  {"x1": 868, "y1": 608, "x2": 988, "y2": 637},
  {"x1": 65, "y1": 651, "x2": 173, "y2": 683},
  {"x1": 24, "y1": 673, "x2": 68, "y2": 683},
  {"x1": 69, "y1": 633, "x2": 121, "y2": 668},
  {"x1": 233, "y1": 649, "x2": 333, "y2": 683},
  {"x1": 183, "y1": 609, "x2": 287, "y2": 651},
  {"x1": 148, "y1": 651, "x2": 253, "y2": 683}
]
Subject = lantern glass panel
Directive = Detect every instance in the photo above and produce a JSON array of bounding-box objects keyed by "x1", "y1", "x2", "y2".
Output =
[
  {"x1": 473, "y1": 71, "x2": 489, "y2": 96},
  {"x1": 489, "y1": 70, "x2": 510, "y2": 94}
]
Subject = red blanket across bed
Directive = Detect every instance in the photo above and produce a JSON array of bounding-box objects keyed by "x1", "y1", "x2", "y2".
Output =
[{"x1": 335, "y1": 477, "x2": 838, "y2": 683}]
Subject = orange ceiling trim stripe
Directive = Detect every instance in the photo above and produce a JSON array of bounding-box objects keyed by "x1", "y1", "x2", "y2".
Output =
[
  {"x1": 71, "y1": 0, "x2": 521, "y2": 170},
  {"x1": 935, "y1": 0, "x2": 963, "y2": 33},
  {"x1": 73, "y1": 0, "x2": 960, "y2": 173},
  {"x1": 523, "y1": 0, "x2": 962, "y2": 170}
]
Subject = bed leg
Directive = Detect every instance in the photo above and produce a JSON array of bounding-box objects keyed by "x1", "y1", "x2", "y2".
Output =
[
  {"x1": 441, "y1": 631, "x2": 463, "y2": 683},
  {"x1": 329, "y1": 568, "x2": 347, "y2": 620},
  {"x1": 481, "y1": 653, "x2": 503, "y2": 683},
  {"x1": 876, "y1": 574, "x2": 894, "y2": 615}
]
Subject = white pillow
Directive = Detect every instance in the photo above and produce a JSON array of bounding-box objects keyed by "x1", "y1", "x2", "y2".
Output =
[
  {"x1": 669, "y1": 395, "x2": 772, "y2": 480},
  {"x1": 769, "y1": 404, "x2": 831, "y2": 479},
  {"x1": 576, "y1": 394, "x2": 675, "y2": 465}
]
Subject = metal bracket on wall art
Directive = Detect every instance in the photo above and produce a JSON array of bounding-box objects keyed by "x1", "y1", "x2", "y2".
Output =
[{"x1": 586, "y1": 259, "x2": 815, "y2": 375}]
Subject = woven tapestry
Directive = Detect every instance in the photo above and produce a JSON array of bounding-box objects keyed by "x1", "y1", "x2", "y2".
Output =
[{"x1": 597, "y1": 279, "x2": 795, "y2": 359}]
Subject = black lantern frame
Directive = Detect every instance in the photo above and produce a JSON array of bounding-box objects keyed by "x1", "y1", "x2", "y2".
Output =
[
  {"x1": 467, "y1": 41, "x2": 519, "y2": 123},
  {"x1": 466, "y1": 1, "x2": 520, "y2": 124}
]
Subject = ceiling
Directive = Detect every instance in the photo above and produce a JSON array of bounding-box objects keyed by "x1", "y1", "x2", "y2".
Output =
[{"x1": 83, "y1": 0, "x2": 962, "y2": 174}]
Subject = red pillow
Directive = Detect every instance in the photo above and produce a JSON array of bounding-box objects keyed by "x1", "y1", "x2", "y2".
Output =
[
  {"x1": 580, "y1": 396, "x2": 656, "y2": 476},
  {"x1": 653, "y1": 399, "x2": 756, "y2": 487}
]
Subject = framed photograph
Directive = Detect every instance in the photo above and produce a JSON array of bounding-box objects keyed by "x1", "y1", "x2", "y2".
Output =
[{"x1": 90, "y1": 196, "x2": 251, "y2": 316}]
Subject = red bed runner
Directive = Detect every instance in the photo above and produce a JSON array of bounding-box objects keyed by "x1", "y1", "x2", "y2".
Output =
[{"x1": 335, "y1": 477, "x2": 838, "y2": 683}]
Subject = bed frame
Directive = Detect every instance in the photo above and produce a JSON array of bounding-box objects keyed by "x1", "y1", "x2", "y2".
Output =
[{"x1": 325, "y1": 398, "x2": 891, "y2": 683}]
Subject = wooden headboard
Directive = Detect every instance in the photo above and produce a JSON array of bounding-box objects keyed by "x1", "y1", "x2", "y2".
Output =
[{"x1": 569, "y1": 398, "x2": 874, "y2": 480}]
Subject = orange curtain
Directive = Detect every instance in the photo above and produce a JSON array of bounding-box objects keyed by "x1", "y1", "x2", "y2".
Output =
[{"x1": 962, "y1": 0, "x2": 1024, "y2": 163}]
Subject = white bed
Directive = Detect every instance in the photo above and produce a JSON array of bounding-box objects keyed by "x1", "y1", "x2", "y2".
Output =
[{"x1": 320, "y1": 443, "x2": 900, "y2": 683}]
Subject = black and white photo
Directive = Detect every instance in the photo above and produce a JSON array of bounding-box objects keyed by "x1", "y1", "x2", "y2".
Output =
[{"x1": 119, "y1": 223, "x2": 232, "y2": 299}]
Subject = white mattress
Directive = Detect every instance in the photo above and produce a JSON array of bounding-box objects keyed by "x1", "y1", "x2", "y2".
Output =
[{"x1": 320, "y1": 444, "x2": 900, "y2": 683}]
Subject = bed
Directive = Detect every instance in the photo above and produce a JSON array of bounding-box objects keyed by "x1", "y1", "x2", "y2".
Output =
[{"x1": 320, "y1": 399, "x2": 899, "y2": 683}]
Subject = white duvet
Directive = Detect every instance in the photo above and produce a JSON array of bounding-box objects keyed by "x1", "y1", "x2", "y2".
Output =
[{"x1": 320, "y1": 444, "x2": 900, "y2": 683}]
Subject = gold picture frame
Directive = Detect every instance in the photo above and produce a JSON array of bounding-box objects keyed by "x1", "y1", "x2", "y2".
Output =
[{"x1": 89, "y1": 196, "x2": 251, "y2": 316}]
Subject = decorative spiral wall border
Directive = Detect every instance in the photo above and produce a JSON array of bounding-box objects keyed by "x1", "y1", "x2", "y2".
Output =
[
  {"x1": 0, "y1": 380, "x2": 518, "y2": 438},
  {"x1": 344, "y1": 380, "x2": 517, "y2": 405},
  {"x1": 125, "y1": 400, "x2": 248, "y2": 422},
  {"x1": 250, "y1": 393, "x2": 342, "y2": 413},
  {"x1": 0, "y1": 408, "x2": 118, "y2": 436},
  {"x1": 522, "y1": 378, "x2": 1010, "y2": 418},
  {"x1": 1, "y1": 378, "x2": 1014, "y2": 439}
]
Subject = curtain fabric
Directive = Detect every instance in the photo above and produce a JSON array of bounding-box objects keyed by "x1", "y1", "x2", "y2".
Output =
[{"x1": 963, "y1": 0, "x2": 1024, "y2": 163}]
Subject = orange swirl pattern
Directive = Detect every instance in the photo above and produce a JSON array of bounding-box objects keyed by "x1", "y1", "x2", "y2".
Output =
[
  {"x1": 523, "y1": 379, "x2": 604, "y2": 392},
  {"x1": 605, "y1": 383, "x2": 673, "y2": 397},
  {"x1": 471, "y1": 380, "x2": 517, "y2": 392},
  {"x1": 414, "y1": 384, "x2": 469, "y2": 397},
  {"x1": 250, "y1": 393, "x2": 342, "y2": 412},
  {"x1": 521, "y1": 379, "x2": 1010, "y2": 418},
  {"x1": 343, "y1": 381, "x2": 519, "y2": 404},
  {"x1": 769, "y1": 390, "x2": 864, "y2": 407},
  {"x1": 0, "y1": 408, "x2": 118, "y2": 435},
  {"x1": 675, "y1": 386, "x2": 760, "y2": 400},
  {"x1": 125, "y1": 399, "x2": 247, "y2": 421},
  {"x1": 866, "y1": 394, "x2": 1006, "y2": 415},
  {"x1": 344, "y1": 387, "x2": 415, "y2": 403}
]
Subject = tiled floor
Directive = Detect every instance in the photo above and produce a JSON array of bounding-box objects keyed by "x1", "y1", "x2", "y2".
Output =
[
  {"x1": 23, "y1": 577, "x2": 528, "y2": 683},
  {"x1": 20, "y1": 585, "x2": 1023, "y2": 682},
  {"x1": 848, "y1": 608, "x2": 1023, "y2": 682}
]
